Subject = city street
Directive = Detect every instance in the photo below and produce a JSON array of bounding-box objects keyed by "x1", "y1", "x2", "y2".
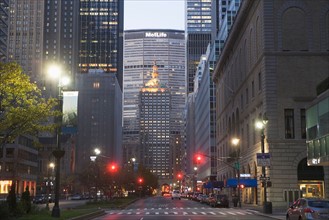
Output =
[{"x1": 92, "y1": 196, "x2": 282, "y2": 220}]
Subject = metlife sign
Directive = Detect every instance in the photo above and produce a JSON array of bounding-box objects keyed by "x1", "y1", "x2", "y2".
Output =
[{"x1": 145, "y1": 32, "x2": 168, "y2": 38}]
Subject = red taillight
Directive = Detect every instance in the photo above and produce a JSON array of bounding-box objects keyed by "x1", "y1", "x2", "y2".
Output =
[{"x1": 303, "y1": 208, "x2": 314, "y2": 213}]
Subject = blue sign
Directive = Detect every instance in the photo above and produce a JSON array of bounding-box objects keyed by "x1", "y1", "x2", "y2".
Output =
[{"x1": 226, "y1": 178, "x2": 257, "y2": 187}]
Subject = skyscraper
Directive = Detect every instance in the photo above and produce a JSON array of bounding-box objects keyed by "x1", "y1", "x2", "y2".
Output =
[
  {"x1": 139, "y1": 64, "x2": 171, "y2": 181},
  {"x1": 7, "y1": 0, "x2": 44, "y2": 83},
  {"x1": 78, "y1": 0, "x2": 124, "y2": 89},
  {"x1": 43, "y1": 0, "x2": 78, "y2": 82},
  {"x1": 75, "y1": 71, "x2": 122, "y2": 174},
  {"x1": 0, "y1": 0, "x2": 8, "y2": 62},
  {"x1": 186, "y1": 0, "x2": 214, "y2": 94},
  {"x1": 123, "y1": 30, "x2": 186, "y2": 166}
]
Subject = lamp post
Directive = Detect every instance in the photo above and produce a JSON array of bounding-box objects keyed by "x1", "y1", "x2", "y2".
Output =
[
  {"x1": 255, "y1": 114, "x2": 272, "y2": 214},
  {"x1": 46, "y1": 162, "x2": 55, "y2": 210},
  {"x1": 90, "y1": 148, "x2": 101, "y2": 202},
  {"x1": 231, "y1": 138, "x2": 241, "y2": 208},
  {"x1": 48, "y1": 65, "x2": 69, "y2": 218}
]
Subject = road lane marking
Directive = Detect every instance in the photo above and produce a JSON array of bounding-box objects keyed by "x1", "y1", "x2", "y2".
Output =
[
  {"x1": 209, "y1": 212, "x2": 216, "y2": 215},
  {"x1": 218, "y1": 212, "x2": 226, "y2": 215},
  {"x1": 227, "y1": 211, "x2": 236, "y2": 215}
]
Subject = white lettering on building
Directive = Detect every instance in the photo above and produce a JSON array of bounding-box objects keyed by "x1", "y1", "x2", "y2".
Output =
[{"x1": 145, "y1": 32, "x2": 168, "y2": 38}]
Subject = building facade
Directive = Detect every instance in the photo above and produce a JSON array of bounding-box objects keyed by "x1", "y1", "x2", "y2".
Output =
[
  {"x1": 186, "y1": 0, "x2": 214, "y2": 94},
  {"x1": 213, "y1": 0, "x2": 329, "y2": 211},
  {"x1": 123, "y1": 29, "x2": 186, "y2": 167},
  {"x1": 75, "y1": 72, "x2": 122, "y2": 174},
  {"x1": 78, "y1": 0, "x2": 124, "y2": 89},
  {"x1": 0, "y1": 135, "x2": 38, "y2": 198},
  {"x1": 7, "y1": 0, "x2": 44, "y2": 83},
  {"x1": 306, "y1": 78, "x2": 329, "y2": 166},
  {"x1": 0, "y1": 0, "x2": 8, "y2": 62},
  {"x1": 139, "y1": 64, "x2": 172, "y2": 182}
]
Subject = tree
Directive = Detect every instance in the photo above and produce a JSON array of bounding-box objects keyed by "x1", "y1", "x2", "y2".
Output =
[{"x1": 0, "y1": 62, "x2": 59, "y2": 147}]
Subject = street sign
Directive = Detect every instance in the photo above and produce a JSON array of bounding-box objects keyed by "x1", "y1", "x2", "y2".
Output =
[
  {"x1": 257, "y1": 153, "x2": 271, "y2": 167},
  {"x1": 259, "y1": 176, "x2": 270, "y2": 181},
  {"x1": 240, "y1": 173, "x2": 251, "y2": 178}
]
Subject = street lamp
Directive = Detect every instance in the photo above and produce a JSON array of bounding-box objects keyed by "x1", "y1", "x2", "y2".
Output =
[
  {"x1": 231, "y1": 138, "x2": 241, "y2": 208},
  {"x1": 48, "y1": 64, "x2": 70, "y2": 218},
  {"x1": 255, "y1": 114, "x2": 272, "y2": 214},
  {"x1": 46, "y1": 162, "x2": 55, "y2": 210}
]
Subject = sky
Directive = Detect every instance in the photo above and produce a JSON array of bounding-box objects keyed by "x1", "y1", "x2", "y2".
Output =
[{"x1": 124, "y1": 0, "x2": 185, "y2": 30}]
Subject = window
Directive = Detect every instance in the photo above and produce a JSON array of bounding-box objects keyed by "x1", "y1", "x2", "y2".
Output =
[
  {"x1": 251, "y1": 81, "x2": 255, "y2": 98},
  {"x1": 300, "y1": 109, "x2": 306, "y2": 139},
  {"x1": 258, "y1": 72, "x2": 262, "y2": 91},
  {"x1": 285, "y1": 109, "x2": 295, "y2": 139}
]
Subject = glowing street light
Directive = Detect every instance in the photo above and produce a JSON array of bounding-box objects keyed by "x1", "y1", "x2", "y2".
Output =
[
  {"x1": 47, "y1": 64, "x2": 70, "y2": 218},
  {"x1": 231, "y1": 137, "x2": 241, "y2": 208},
  {"x1": 255, "y1": 114, "x2": 271, "y2": 214}
]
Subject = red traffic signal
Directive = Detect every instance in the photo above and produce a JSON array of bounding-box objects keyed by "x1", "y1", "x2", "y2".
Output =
[
  {"x1": 177, "y1": 173, "x2": 182, "y2": 179},
  {"x1": 107, "y1": 163, "x2": 118, "y2": 172},
  {"x1": 194, "y1": 154, "x2": 203, "y2": 164},
  {"x1": 138, "y1": 177, "x2": 143, "y2": 184},
  {"x1": 238, "y1": 184, "x2": 245, "y2": 189}
]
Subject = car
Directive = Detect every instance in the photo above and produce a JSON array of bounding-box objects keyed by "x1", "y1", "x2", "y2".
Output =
[
  {"x1": 286, "y1": 198, "x2": 329, "y2": 220},
  {"x1": 209, "y1": 194, "x2": 229, "y2": 208},
  {"x1": 199, "y1": 194, "x2": 209, "y2": 204},
  {"x1": 33, "y1": 195, "x2": 47, "y2": 204},
  {"x1": 171, "y1": 190, "x2": 181, "y2": 200},
  {"x1": 69, "y1": 194, "x2": 82, "y2": 200}
]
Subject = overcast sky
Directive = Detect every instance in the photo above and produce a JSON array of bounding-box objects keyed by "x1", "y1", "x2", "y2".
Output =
[{"x1": 124, "y1": 0, "x2": 185, "y2": 30}]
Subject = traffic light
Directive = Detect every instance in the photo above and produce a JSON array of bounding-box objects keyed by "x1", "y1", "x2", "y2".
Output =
[
  {"x1": 138, "y1": 177, "x2": 143, "y2": 184},
  {"x1": 107, "y1": 163, "x2": 118, "y2": 172},
  {"x1": 267, "y1": 181, "x2": 272, "y2": 187},
  {"x1": 239, "y1": 184, "x2": 245, "y2": 189},
  {"x1": 177, "y1": 173, "x2": 182, "y2": 179},
  {"x1": 195, "y1": 154, "x2": 203, "y2": 164}
]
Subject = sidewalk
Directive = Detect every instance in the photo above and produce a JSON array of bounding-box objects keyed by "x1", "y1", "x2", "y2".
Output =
[{"x1": 235, "y1": 203, "x2": 286, "y2": 220}]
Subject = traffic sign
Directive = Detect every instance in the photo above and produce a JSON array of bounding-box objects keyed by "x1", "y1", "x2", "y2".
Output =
[{"x1": 257, "y1": 153, "x2": 271, "y2": 167}]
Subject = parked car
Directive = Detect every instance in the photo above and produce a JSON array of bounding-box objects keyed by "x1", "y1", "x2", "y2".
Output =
[
  {"x1": 171, "y1": 190, "x2": 181, "y2": 200},
  {"x1": 192, "y1": 192, "x2": 201, "y2": 201},
  {"x1": 207, "y1": 193, "x2": 216, "y2": 205},
  {"x1": 286, "y1": 198, "x2": 329, "y2": 220},
  {"x1": 69, "y1": 194, "x2": 82, "y2": 200},
  {"x1": 209, "y1": 194, "x2": 229, "y2": 208},
  {"x1": 33, "y1": 195, "x2": 47, "y2": 204},
  {"x1": 199, "y1": 194, "x2": 209, "y2": 204}
]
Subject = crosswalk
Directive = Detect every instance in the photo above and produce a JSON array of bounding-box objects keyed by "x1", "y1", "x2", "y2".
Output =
[{"x1": 104, "y1": 207, "x2": 258, "y2": 216}]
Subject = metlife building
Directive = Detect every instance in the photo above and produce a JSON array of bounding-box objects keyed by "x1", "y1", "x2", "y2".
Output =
[{"x1": 123, "y1": 30, "x2": 186, "y2": 168}]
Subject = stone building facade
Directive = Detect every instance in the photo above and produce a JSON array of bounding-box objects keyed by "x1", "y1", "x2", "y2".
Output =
[{"x1": 213, "y1": 0, "x2": 329, "y2": 211}]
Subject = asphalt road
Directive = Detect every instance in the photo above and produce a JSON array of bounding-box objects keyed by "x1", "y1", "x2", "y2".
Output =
[{"x1": 93, "y1": 196, "x2": 275, "y2": 220}]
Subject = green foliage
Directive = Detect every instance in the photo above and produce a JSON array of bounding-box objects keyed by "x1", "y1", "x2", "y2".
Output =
[
  {"x1": 0, "y1": 201, "x2": 10, "y2": 219},
  {"x1": 0, "y1": 62, "x2": 60, "y2": 146}
]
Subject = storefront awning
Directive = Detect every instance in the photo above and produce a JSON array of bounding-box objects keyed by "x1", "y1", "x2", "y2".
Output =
[{"x1": 226, "y1": 178, "x2": 257, "y2": 187}]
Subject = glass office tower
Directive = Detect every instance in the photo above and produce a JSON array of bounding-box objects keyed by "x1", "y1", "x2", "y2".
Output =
[
  {"x1": 78, "y1": 0, "x2": 124, "y2": 89},
  {"x1": 186, "y1": 0, "x2": 214, "y2": 94}
]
